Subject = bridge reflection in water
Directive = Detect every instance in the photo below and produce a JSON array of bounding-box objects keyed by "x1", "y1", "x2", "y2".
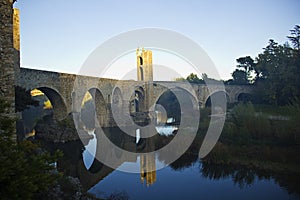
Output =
[
  {"x1": 46, "y1": 126, "x2": 176, "y2": 191},
  {"x1": 84, "y1": 127, "x2": 161, "y2": 187},
  {"x1": 43, "y1": 126, "x2": 299, "y2": 200}
]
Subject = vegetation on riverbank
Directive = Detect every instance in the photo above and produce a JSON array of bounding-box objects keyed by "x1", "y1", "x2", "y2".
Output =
[
  {"x1": 195, "y1": 25, "x2": 300, "y2": 180},
  {"x1": 0, "y1": 98, "x2": 102, "y2": 199},
  {"x1": 199, "y1": 102, "x2": 300, "y2": 163},
  {"x1": 0, "y1": 99, "x2": 63, "y2": 199},
  {"x1": 196, "y1": 102, "x2": 300, "y2": 198},
  {"x1": 221, "y1": 102, "x2": 300, "y2": 146}
]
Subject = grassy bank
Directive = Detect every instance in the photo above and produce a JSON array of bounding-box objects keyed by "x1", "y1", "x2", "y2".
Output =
[
  {"x1": 199, "y1": 103, "x2": 300, "y2": 146},
  {"x1": 199, "y1": 102, "x2": 300, "y2": 173},
  {"x1": 196, "y1": 103, "x2": 300, "y2": 194}
]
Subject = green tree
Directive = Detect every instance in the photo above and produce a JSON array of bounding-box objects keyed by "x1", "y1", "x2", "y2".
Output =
[
  {"x1": 0, "y1": 98, "x2": 62, "y2": 199},
  {"x1": 254, "y1": 39, "x2": 279, "y2": 81},
  {"x1": 231, "y1": 69, "x2": 248, "y2": 85},
  {"x1": 174, "y1": 77, "x2": 185, "y2": 81},
  {"x1": 186, "y1": 73, "x2": 200, "y2": 83},
  {"x1": 228, "y1": 56, "x2": 254, "y2": 85},
  {"x1": 227, "y1": 25, "x2": 300, "y2": 104},
  {"x1": 236, "y1": 56, "x2": 255, "y2": 81},
  {"x1": 175, "y1": 73, "x2": 214, "y2": 84},
  {"x1": 201, "y1": 73, "x2": 208, "y2": 80},
  {"x1": 287, "y1": 25, "x2": 300, "y2": 50},
  {"x1": 186, "y1": 73, "x2": 205, "y2": 84},
  {"x1": 254, "y1": 39, "x2": 299, "y2": 105}
]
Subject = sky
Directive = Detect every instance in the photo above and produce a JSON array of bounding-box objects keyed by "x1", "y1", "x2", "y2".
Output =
[{"x1": 15, "y1": 0, "x2": 300, "y2": 80}]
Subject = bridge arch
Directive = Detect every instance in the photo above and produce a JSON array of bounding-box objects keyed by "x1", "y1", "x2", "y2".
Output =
[
  {"x1": 155, "y1": 86, "x2": 198, "y2": 124},
  {"x1": 204, "y1": 90, "x2": 229, "y2": 108},
  {"x1": 130, "y1": 86, "x2": 145, "y2": 114},
  {"x1": 112, "y1": 87, "x2": 123, "y2": 109},
  {"x1": 155, "y1": 89, "x2": 180, "y2": 123},
  {"x1": 37, "y1": 87, "x2": 67, "y2": 120},
  {"x1": 111, "y1": 87, "x2": 123, "y2": 124},
  {"x1": 88, "y1": 88, "x2": 108, "y2": 127},
  {"x1": 237, "y1": 92, "x2": 253, "y2": 103},
  {"x1": 80, "y1": 90, "x2": 95, "y2": 130},
  {"x1": 225, "y1": 85, "x2": 254, "y2": 103},
  {"x1": 171, "y1": 87, "x2": 198, "y2": 116}
]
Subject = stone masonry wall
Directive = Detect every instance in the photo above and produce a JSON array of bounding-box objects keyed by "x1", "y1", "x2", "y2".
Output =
[{"x1": 0, "y1": 0, "x2": 15, "y2": 117}]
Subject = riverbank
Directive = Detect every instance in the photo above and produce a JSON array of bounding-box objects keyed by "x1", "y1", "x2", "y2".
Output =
[
  {"x1": 197, "y1": 103, "x2": 300, "y2": 195},
  {"x1": 202, "y1": 143, "x2": 300, "y2": 174}
]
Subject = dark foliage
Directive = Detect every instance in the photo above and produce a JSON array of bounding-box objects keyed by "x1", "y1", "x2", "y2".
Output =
[
  {"x1": 0, "y1": 98, "x2": 62, "y2": 199},
  {"x1": 15, "y1": 86, "x2": 39, "y2": 112}
]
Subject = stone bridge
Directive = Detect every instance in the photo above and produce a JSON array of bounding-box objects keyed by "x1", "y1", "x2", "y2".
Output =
[
  {"x1": 1, "y1": 1, "x2": 253, "y2": 134},
  {"x1": 18, "y1": 67, "x2": 253, "y2": 127}
]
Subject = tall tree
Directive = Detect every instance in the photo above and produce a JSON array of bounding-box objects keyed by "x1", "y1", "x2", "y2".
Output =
[
  {"x1": 227, "y1": 25, "x2": 300, "y2": 105},
  {"x1": 287, "y1": 25, "x2": 300, "y2": 50},
  {"x1": 255, "y1": 39, "x2": 279, "y2": 81},
  {"x1": 254, "y1": 39, "x2": 299, "y2": 105},
  {"x1": 231, "y1": 69, "x2": 248, "y2": 85},
  {"x1": 237, "y1": 56, "x2": 254, "y2": 70},
  {"x1": 236, "y1": 56, "x2": 255, "y2": 81}
]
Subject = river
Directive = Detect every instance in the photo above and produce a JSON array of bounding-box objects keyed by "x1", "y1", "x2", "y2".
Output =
[{"x1": 42, "y1": 126, "x2": 299, "y2": 200}]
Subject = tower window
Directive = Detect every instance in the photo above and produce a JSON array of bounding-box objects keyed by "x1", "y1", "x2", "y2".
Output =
[
  {"x1": 139, "y1": 57, "x2": 143, "y2": 65},
  {"x1": 140, "y1": 67, "x2": 144, "y2": 81}
]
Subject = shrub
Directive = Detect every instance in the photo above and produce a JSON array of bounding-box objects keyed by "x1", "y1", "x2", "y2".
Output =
[{"x1": 0, "y1": 98, "x2": 62, "y2": 199}]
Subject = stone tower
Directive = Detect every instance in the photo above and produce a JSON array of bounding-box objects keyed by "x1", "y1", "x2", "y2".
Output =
[
  {"x1": 13, "y1": 8, "x2": 20, "y2": 85},
  {"x1": 0, "y1": 0, "x2": 19, "y2": 122},
  {"x1": 136, "y1": 48, "x2": 153, "y2": 81},
  {"x1": 136, "y1": 48, "x2": 154, "y2": 113}
]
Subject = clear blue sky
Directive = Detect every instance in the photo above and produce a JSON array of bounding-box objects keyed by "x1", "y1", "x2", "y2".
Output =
[{"x1": 15, "y1": 0, "x2": 300, "y2": 80}]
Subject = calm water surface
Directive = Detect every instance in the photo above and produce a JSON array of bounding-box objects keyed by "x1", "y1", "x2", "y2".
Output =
[
  {"x1": 48, "y1": 127, "x2": 299, "y2": 200},
  {"x1": 88, "y1": 156, "x2": 295, "y2": 200}
]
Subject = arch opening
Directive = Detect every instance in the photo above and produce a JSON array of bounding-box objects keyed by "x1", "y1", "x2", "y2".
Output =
[
  {"x1": 18, "y1": 87, "x2": 67, "y2": 140},
  {"x1": 79, "y1": 88, "x2": 108, "y2": 129},
  {"x1": 155, "y1": 89, "x2": 180, "y2": 124},
  {"x1": 112, "y1": 87, "x2": 123, "y2": 113},
  {"x1": 111, "y1": 87, "x2": 123, "y2": 125},
  {"x1": 129, "y1": 87, "x2": 145, "y2": 114},
  {"x1": 205, "y1": 91, "x2": 229, "y2": 109},
  {"x1": 37, "y1": 87, "x2": 67, "y2": 120},
  {"x1": 80, "y1": 90, "x2": 95, "y2": 131},
  {"x1": 89, "y1": 88, "x2": 108, "y2": 128},
  {"x1": 237, "y1": 92, "x2": 253, "y2": 103},
  {"x1": 155, "y1": 88, "x2": 197, "y2": 125}
]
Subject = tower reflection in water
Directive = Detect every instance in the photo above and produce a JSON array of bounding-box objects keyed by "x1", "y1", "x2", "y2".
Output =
[
  {"x1": 136, "y1": 124, "x2": 178, "y2": 187},
  {"x1": 136, "y1": 128, "x2": 158, "y2": 186},
  {"x1": 80, "y1": 126, "x2": 163, "y2": 189},
  {"x1": 51, "y1": 126, "x2": 176, "y2": 191},
  {"x1": 140, "y1": 153, "x2": 156, "y2": 186}
]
